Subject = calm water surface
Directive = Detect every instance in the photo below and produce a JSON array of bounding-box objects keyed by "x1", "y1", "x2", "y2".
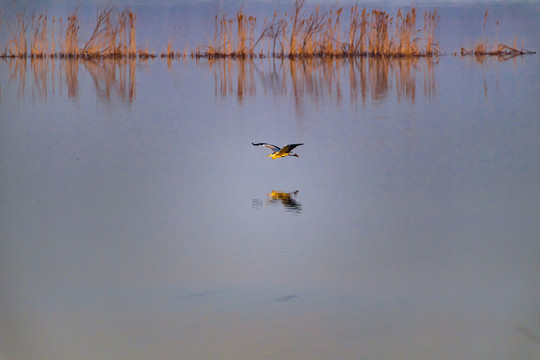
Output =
[{"x1": 1, "y1": 3, "x2": 540, "y2": 360}]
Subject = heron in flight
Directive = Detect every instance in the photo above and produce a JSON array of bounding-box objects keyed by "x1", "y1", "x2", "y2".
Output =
[{"x1": 252, "y1": 142, "x2": 304, "y2": 159}]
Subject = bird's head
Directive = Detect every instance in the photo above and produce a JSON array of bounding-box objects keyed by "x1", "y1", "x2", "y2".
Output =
[{"x1": 291, "y1": 153, "x2": 299, "y2": 157}]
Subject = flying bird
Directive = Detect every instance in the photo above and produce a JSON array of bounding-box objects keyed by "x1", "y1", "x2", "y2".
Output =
[{"x1": 252, "y1": 142, "x2": 304, "y2": 159}]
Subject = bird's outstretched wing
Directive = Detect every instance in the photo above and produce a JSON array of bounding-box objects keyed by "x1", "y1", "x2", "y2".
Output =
[
  {"x1": 252, "y1": 142, "x2": 281, "y2": 152},
  {"x1": 279, "y1": 143, "x2": 304, "y2": 153}
]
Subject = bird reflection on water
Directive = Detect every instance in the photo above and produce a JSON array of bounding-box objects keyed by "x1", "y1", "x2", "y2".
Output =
[{"x1": 252, "y1": 190, "x2": 302, "y2": 215}]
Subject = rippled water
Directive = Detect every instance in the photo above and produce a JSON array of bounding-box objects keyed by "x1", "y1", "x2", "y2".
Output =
[{"x1": 1, "y1": 3, "x2": 540, "y2": 360}]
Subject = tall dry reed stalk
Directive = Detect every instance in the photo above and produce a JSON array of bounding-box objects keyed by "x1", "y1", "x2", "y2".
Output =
[
  {"x1": 395, "y1": 8, "x2": 417, "y2": 56},
  {"x1": 64, "y1": 8, "x2": 80, "y2": 56},
  {"x1": 31, "y1": 11, "x2": 49, "y2": 57},
  {"x1": 0, "y1": 11, "x2": 3, "y2": 56},
  {"x1": 83, "y1": 5, "x2": 116, "y2": 56},
  {"x1": 257, "y1": 11, "x2": 287, "y2": 56},
  {"x1": 237, "y1": 11, "x2": 246, "y2": 55},
  {"x1": 347, "y1": 6, "x2": 368, "y2": 55},
  {"x1": 6, "y1": 9, "x2": 30, "y2": 56},
  {"x1": 321, "y1": 8, "x2": 342, "y2": 56},
  {"x1": 127, "y1": 10, "x2": 136, "y2": 56},
  {"x1": 301, "y1": 5, "x2": 326, "y2": 56},
  {"x1": 51, "y1": 16, "x2": 55, "y2": 56},
  {"x1": 423, "y1": 10, "x2": 439, "y2": 55},
  {"x1": 285, "y1": 1, "x2": 327, "y2": 57},
  {"x1": 288, "y1": 0, "x2": 303, "y2": 56},
  {"x1": 476, "y1": 10, "x2": 489, "y2": 54},
  {"x1": 368, "y1": 10, "x2": 390, "y2": 56},
  {"x1": 116, "y1": 8, "x2": 137, "y2": 56}
]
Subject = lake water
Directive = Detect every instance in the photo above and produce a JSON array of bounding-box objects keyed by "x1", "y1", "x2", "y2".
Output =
[{"x1": 1, "y1": 2, "x2": 540, "y2": 360}]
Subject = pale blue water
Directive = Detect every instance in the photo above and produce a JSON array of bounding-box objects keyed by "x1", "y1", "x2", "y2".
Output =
[{"x1": 1, "y1": 2, "x2": 539, "y2": 360}]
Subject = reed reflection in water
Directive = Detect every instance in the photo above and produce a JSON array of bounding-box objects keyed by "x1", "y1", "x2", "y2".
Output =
[
  {"x1": 84, "y1": 59, "x2": 137, "y2": 105},
  {"x1": 205, "y1": 57, "x2": 437, "y2": 110},
  {"x1": 6, "y1": 55, "x2": 522, "y2": 112},
  {"x1": 3, "y1": 57, "x2": 137, "y2": 105}
]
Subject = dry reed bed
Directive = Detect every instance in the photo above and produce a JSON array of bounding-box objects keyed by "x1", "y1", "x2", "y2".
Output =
[
  {"x1": 198, "y1": 1, "x2": 441, "y2": 58},
  {"x1": 0, "y1": 2, "x2": 535, "y2": 60},
  {"x1": 458, "y1": 10, "x2": 534, "y2": 58},
  {"x1": 1, "y1": 5, "x2": 141, "y2": 59}
]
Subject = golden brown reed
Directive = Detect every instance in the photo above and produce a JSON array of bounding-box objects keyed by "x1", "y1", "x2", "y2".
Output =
[
  {"x1": 4, "y1": 9, "x2": 30, "y2": 56},
  {"x1": 459, "y1": 10, "x2": 535, "y2": 58},
  {"x1": 30, "y1": 11, "x2": 48, "y2": 57},
  {"x1": 197, "y1": 1, "x2": 441, "y2": 58},
  {"x1": 63, "y1": 8, "x2": 80, "y2": 56},
  {"x1": 0, "y1": 3, "x2": 534, "y2": 60},
  {"x1": 203, "y1": 8, "x2": 257, "y2": 57},
  {"x1": 1, "y1": 5, "x2": 143, "y2": 59},
  {"x1": 80, "y1": 5, "x2": 138, "y2": 57}
]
